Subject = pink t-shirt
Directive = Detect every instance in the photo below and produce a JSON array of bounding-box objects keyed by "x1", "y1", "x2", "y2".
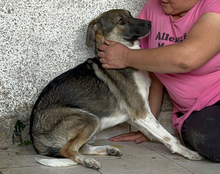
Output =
[{"x1": 138, "y1": 0, "x2": 220, "y2": 136}]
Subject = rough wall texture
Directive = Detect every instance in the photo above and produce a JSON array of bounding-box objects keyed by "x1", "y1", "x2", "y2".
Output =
[{"x1": 0, "y1": 0, "x2": 173, "y2": 147}]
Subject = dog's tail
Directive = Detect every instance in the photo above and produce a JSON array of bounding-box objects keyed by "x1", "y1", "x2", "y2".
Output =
[{"x1": 35, "y1": 157, "x2": 77, "y2": 167}]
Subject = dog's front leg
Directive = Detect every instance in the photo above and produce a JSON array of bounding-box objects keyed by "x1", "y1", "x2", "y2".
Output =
[{"x1": 131, "y1": 112, "x2": 203, "y2": 160}]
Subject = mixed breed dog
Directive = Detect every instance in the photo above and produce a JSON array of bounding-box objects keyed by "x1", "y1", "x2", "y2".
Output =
[{"x1": 30, "y1": 9, "x2": 202, "y2": 170}]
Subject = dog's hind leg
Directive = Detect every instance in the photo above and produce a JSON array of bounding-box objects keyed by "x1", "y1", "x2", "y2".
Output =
[
  {"x1": 80, "y1": 144, "x2": 122, "y2": 156},
  {"x1": 60, "y1": 140, "x2": 100, "y2": 170},
  {"x1": 59, "y1": 111, "x2": 101, "y2": 170}
]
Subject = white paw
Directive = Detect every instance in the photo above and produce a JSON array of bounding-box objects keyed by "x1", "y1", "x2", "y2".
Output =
[
  {"x1": 84, "y1": 158, "x2": 101, "y2": 170},
  {"x1": 107, "y1": 146, "x2": 123, "y2": 156},
  {"x1": 171, "y1": 141, "x2": 203, "y2": 161},
  {"x1": 185, "y1": 150, "x2": 203, "y2": 161}
]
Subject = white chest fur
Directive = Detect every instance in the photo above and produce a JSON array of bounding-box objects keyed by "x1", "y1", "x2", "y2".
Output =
[
  {"x1": 99, "y1": 40, "x2": 151, "y2": 131},
  {"x1": 133, "y1": 71, "x2": 151, "y2": 111},
  {"x1": 129, "y1": 41, "x2": 152, "y2": 111},
  {"x1": 99, "y1": 113, "x2": 129, "y2": 131},
  {"x1": 127, "y1": 40, "x2": 141, "y2": 49}
]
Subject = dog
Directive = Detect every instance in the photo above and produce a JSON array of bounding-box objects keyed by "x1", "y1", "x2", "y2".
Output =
[{"x1": 30, "y1": 9, "x2": 202, "y2": 170}]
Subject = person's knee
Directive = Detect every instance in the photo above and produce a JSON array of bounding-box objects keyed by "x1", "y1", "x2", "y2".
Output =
[
  {"x1": 191, "y1": 131, "x2": 220, "y2": 162},
  {"x1": 182, "y1": 104, "x2": 220, "y2": 162}
]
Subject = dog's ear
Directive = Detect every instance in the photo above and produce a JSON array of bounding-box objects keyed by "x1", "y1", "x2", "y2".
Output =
[{"x1": 86, "y1": 20, "x2": 104, "y2": 47}]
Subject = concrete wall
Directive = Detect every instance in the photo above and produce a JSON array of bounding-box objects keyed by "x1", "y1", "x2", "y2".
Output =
[{"x1": 0, "y1": 0, "x2": 173, "y2": 147}]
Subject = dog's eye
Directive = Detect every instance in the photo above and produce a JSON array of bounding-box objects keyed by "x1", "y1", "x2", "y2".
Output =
[{"x1": 117, "y1": 18, "x2": 125, "y2": 25}]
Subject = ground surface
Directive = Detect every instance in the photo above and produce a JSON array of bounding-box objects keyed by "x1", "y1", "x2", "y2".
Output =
[{"x1": 1, "y1": 139, "x2": 220, "y2": 174}]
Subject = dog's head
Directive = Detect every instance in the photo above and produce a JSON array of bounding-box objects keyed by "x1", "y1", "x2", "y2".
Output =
[{"x1": 86, "y1": 9, "x2": 151, "y2": 50}]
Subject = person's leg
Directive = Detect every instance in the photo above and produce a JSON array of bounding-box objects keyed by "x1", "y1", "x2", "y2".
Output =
[{"x1": 181, "y1": 101, "x2": 220, "y2": 162}]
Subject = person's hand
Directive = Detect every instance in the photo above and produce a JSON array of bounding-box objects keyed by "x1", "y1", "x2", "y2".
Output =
[
  {"x1": 98, "y1": 40, "x2": 130, "y2": 69},
  {"x1": 109, "y1": 131, "x2": 149, "y2": 144}
]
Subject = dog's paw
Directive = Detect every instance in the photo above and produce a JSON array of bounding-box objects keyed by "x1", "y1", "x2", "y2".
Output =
[
  {"x1": 84, "y1": 158, "x2": 101, "y2": 170},
  {"x1": 177, "y1": 146, "x2": 203, "y2": 161},
  {"x1": 107, "y1": 146, "x2": 123, "y2": 156},
  {"x1": 171, "y1": 141, "x2": 203, "y2": 161},
  {"x1": 186, "y1": 151, "x2": 203, "y2": 161}
]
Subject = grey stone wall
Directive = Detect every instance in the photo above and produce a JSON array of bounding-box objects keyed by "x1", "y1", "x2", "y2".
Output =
[{"x1": 0, "y1": 0, "x2": 173, "y2": 147}]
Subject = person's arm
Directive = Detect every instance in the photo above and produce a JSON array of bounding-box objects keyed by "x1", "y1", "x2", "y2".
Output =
[
  {"x1": 109, "y1": 73, "x2": 164, "y2": 143},
  {"x1": 98, "y1": 12, "x2": 220, "y2": 73},
  {"x1": 148, "y1": 73, "x2": 164, "y2": 118}
]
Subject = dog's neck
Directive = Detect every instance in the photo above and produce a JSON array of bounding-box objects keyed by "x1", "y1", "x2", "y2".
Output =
[
  {"x1": 95, "y1": 40, "x2": 140, "y2": 57},
  {"x1": 126, "y1": 40, "x2": 140, "y2": 49}
]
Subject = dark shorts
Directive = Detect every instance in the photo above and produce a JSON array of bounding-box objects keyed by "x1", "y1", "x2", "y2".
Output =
[{"x1": 181, "y1": 100, "x2": 220, "y2": 162}]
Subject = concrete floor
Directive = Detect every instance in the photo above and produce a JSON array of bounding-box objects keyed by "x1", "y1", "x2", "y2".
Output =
[{"x1": 1, "y1": 139, "x2": 220, "y2": 174}]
